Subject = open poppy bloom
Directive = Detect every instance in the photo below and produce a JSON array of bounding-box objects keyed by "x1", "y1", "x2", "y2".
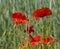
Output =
[
  {"x1": 42, "y1": 36, "x2": 55, "y2": 44},
  {"x1": 32, "y1": 7, "x2": 52, "y2": 20},
  {"x1": 29, "y1": 35, "x2": 42, "y2": 46},
  {"x1": 24, "y1": 25, "x2": 34, "y2": 33},
  {"x1": 12, "y1": 12, "x2": 29, "y2": 24},
  {"x1": 19, "y1": 41, "x2": 28, "y2": 49}
]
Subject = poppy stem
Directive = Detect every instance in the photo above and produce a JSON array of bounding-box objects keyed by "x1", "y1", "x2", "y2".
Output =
[
  {"x1": 28, "y1": 44, "x2": 30, "y2": 49},
  {"x1": 33, "y1": 45, "x2": 37, "y2": 49},
  {"x1": 47, "y1": 44, "x2": 50, "y2": 49},
  {"x1": 42, "y1": 20, "x2": 44, "y2": 38},
  {"x1": 41, "y1": 44, "x2": 44, "y2": 49},
  {"x1": 13, "y1": 24, "x2": 16, "y2": 49}
]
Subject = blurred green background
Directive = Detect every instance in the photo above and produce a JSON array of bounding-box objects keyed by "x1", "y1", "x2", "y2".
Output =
[{"x1": 0, "y1": 0, "x2": 60, "y2": 49}]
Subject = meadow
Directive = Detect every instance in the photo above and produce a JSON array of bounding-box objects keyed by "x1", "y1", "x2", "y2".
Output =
[{"x1": 0, "y1": 0, "x2": 60, "y2": 49}]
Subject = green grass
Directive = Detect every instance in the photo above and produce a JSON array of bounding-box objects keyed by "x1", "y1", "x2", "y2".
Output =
[{"x1": 0, "y1": 0, "x2": 60, "y2": 49}]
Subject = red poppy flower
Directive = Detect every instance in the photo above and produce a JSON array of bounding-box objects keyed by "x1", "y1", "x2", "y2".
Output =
[
  {"x1": 24, "y1": 25, "x2": 34, "y2": 33},
  {"x1": 29, "y1": 35, "x2": 42, "y2": 46},
  {"x1": 12, "y1": 12, "x2": 29, "y2": 24},
  {"x1": 42, "y1": 36, "x2": 55, "y2": 44},
  {"x1": 22, "y1": 41, "x2": 28, "y2": 47},
  {"x1": 19, "y1": 41, "x2": 28, "y2": 49},
  {"x1": 32, "y1": 7, "x2": 52, "y2": 20}
]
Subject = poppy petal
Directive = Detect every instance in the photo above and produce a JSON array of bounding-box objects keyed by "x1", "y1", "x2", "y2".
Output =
[
  {"x1": 32, "y1": 7, "x2": 52, "y2": 20},
  {"x1": 29, "y1": 35, "x2": 42, "y2": 46},
  {"x1": 12, "y1": 12, "x2": 29, "y2": 24}
]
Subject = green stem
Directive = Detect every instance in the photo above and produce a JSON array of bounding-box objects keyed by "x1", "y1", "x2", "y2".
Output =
[
  {"x1": 41, "y1": 44, "x2": 44, "y2": 49},
  {"x1": 13, "y1": 24, "x2": 16, "y2": 49}
]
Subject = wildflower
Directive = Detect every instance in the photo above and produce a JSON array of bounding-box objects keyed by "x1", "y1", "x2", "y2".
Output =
[
  {"x1": 12, "y1": 12, "x2": 29, "y2": 24},
  {"x1": 19, "y1": 41, "x2": 28, "y2": 49},
  {"x1": 24, "y1": 25, "x2": 34, "y2": 33},
  {"x1": 29, "y1": 35, "x2": 42, "y2": 46},
  {"x1": 32, "y1": 7, "x2": 52, "y2": 20},
  {"x1": 42, "y1": 36, "x2": 55, "y2": 44}
]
